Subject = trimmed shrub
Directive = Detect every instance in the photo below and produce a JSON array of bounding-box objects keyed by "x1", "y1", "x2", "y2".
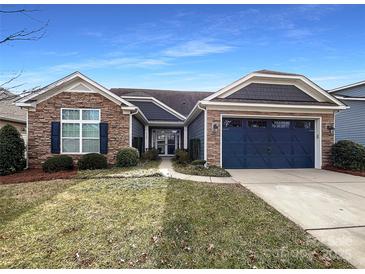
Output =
[
  {"x1": 332, "y1": 140, "x2": 365, "y2": 171},
  {"x1": 174, "y1": 149, "x2": 190, "y2": 164},
  {"x1": 78, "y1": 153, "x2": 108, "y2": 170},
  {"x1": 42, "y1": 155, "x2": 74, "y2": 173},
  {"x1": 0, "y1": 124, "x2": 26, "y2": 176},
  {"x1": 116, "y1": 147, "x2": 139, "y2": 167},
  {"x1": 142, "y1": 148, "x2": 159, "y2": 161},
  {"x1": 191, "y1": 159, "x2": 206, "y2": 166}
]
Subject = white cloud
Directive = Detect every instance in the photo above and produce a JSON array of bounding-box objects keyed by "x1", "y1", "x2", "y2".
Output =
[
  {"x1": 285, "y1": 28, "x2": 313, "y2": 39},
  {"x1": 152, "y1": 71, "x2": 191, "y2": 77},
  {"x1": 163, "y1": 40, "x2": 234, "y2": 57},
  {"x1": 49, "y1": 57, "x2": 168, "y2": 72},
  {"x1": 82, "y1": 31, "x2": 103, "y2": 38},
  {"x1": 42, "y1": 51, "x2": 79, "y2": 57}
]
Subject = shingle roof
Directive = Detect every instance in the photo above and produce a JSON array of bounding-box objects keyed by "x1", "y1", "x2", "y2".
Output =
[
  {"x1": 0, "y1": 90, "x2": 26, "y2": 123},
  {"x1": 110, "y1": 88, "x2": 213, "y2": 116},
  {"x1": 0, "y1": 88, "x2": 16, "y2": 100},
  {"x1": 128, "y1": 100, "x2": 183, "y2": 121},
  {"x1": 224, "y1": 83, "x2": 318, "y2": 102},
  {"x1": 253, "y1": 69, "x2": 304, "y2": 77}
]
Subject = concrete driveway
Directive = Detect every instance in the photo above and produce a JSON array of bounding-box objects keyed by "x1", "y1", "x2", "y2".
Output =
[{"x1": 229, "y1": 169, "x2": 365, "y2": 268}]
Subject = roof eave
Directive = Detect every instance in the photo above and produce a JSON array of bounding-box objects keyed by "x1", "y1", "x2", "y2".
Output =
[
  {"x1": 184, "y1": 101, "x2": 205, "y2": 125},
  {"x1": 200, "y1": 100, "x2": 348, "y2": 110},
  {"x1": 335, "y1": 95, "x2": 365, "y2": 101},
  {"x1": 329, "y1": 81, "x2": 365, "y2": 93},
  {"x1": 0, "y1": 115, "x2": 26, "y2": 124}
]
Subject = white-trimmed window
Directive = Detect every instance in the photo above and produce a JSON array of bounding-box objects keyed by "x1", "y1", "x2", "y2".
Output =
[{"x1": 61, "y1": 108, "x2": 100, "y2": 154}]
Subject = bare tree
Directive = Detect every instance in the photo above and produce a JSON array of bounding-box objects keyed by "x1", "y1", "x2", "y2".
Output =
[
  {"x1": 0, "y1": 8, "x2": 49, "y2": 97},
  {"x1": 0, "y1": 8, "x2": 49, "y2": 44}
]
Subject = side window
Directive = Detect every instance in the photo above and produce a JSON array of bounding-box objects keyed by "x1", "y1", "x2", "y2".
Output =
[
  {"x1": 248, "y1": 120, "x2": 267, "y2": 128},
  {"x1": 294, "y1": 120, "x2": 314, "y2": 129},
  {"x1": 223, "y1": 119, "x2": 242, "y2": 128}
]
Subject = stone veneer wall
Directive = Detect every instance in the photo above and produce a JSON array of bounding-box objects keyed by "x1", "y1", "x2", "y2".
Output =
[
  {"x1": 27, "y1": 92, "x2": 130, "y2": 168},
  {"x1": 206, "y1": 109, "x2": 334, "y2": 168}
]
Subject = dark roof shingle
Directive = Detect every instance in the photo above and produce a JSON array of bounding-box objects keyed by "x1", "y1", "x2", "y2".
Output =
[
  {"x1": 128, "y1": 100, "x2": 183, "y2": 121},
  {"x1": 253, "y1": 69, "x2": 304, "y2": 77},
  {"x1": 225, "y1": 83, "x2": 318, "y2": 102},
  {"x1": 110, "y1": 88, "x2": 212, "y2": 116}
]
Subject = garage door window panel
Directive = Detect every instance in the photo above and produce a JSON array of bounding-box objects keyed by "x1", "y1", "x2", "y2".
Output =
[
  {"x1": 272, "y1": 120, "x2": 291, "y2": 129},
  {"x1": 295, "y1": 120, "x2": 314, "y2": 129},
  {"x1": 248, "y1": 120, "x2": 267, "y2": 128}
]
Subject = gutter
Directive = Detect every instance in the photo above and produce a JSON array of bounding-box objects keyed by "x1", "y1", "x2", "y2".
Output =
[
  {"x1": 199, "y1": 100, "x2": 348, "y2": 110},
  {"x1": 15, "y1": 102, "x2": 36, "y2": 108},
  {"x1": 0, "y1": 115, "x2": 26, "y2": 124},
  {"x1": 335, "y1": 96, "x2": 365, "y2": 101}
]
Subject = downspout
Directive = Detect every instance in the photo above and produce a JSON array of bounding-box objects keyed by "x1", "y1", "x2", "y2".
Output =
[
  {"x1": 197, "y1": 102, "x2": 208, "y2": 162},
  {"x1": 25, "y1": 108, "x2": 29, "y2": 169},
  {"x1": 129, "y1": 108, "x2": 139, "y2": 147}
]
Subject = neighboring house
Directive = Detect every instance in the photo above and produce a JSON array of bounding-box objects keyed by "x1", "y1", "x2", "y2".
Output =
[
  {"x1": 0, "y1": 89, "x2": 27, "y2": 138},
  {"x1": 16, "y1": 70, "x2": 345, "y2": 169},
  {"x1": 329, "y1": 81, "x2": 365, "y2": 146}
]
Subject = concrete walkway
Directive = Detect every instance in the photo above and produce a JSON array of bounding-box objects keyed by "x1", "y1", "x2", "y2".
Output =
[{"x1": 159, "y1": 157, "x2": 237, "y2": 184}]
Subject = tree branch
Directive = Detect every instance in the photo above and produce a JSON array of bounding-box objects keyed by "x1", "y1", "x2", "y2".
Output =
[
  {"x1": 0, "y1": 21, "x2": 49, "y2": 44},
  {"x1": 0, "y1": 71, "x2": 22, "y2": 87},
  {"x1": 0, "y1": 9, "x2": 39, "y2": 14}
]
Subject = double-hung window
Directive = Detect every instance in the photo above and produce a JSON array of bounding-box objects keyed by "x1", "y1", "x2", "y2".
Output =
[{"x1": 61, "y1": 109, "x2": 100, "y2": 154}]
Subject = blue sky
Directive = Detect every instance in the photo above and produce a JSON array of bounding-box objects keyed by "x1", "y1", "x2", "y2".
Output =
[{"x1": 1, "y1": 4, "x2": 365, "y2": 93}]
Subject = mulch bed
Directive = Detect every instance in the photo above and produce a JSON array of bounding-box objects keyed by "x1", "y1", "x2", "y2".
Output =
[
  {"x1": 323, "y1": 166, "x2": 365, "y2": 177},
  {"x1": 0, "y1": 169, "x2": 77, "y2": 185}
]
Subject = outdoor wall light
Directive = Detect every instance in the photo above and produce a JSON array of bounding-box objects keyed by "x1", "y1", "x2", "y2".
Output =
[
  {"x1": 327, "y1": 125, "x2": 335, "y2": 135},
  {"x1": 212, "y1": 122, "x2": 219, "y2": 133}
]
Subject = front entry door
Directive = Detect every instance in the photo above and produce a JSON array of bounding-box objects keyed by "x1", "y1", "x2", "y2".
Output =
[{"x1": 153, "y1": 129, "x2": 181, "y2": 156}]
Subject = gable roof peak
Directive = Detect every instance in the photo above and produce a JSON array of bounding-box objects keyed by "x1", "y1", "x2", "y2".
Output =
[
  {"x1": 16, "y1": 71, "x2": 134, "y2": 107},
  {"x1": 253, "y1": 69, "x2": 304, "y2": 77}
]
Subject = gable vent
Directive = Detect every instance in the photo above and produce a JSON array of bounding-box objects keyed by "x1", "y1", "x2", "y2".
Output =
[{"x1": 69, "y1": 83, "x2": 93, "y2": 92}]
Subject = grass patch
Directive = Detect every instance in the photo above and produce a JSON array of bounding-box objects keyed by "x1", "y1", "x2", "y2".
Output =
[
  {"x1": 173, "y1": 162, "x2": 230, "y2": 177},
  {"x1": 76, "y1": 160, "x2": 161, "y2": 179},
  {"x1": 0, "y1": 176, "x2": 351, "y2": 268}
]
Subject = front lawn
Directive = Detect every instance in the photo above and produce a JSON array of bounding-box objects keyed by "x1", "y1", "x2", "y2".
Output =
[
  {"x1": 0, "y1": 177, "x2": 351, "y2": 268},
  {"x1": 173, "y1": 162, "x2": 231, "y2": 177},
  {"x1": 76, "y1": 159, "x2": 161, "y2": 179}
]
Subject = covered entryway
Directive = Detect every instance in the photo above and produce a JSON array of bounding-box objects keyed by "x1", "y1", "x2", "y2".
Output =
[
  {"x1": 151, "y1": 129, "x2": 181, "y2": 156},
  {"x1": 222, "y1": 118, "x2": 315, "y2": 169}
]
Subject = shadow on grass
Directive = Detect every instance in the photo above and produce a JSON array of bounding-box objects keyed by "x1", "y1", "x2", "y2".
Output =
[
  {"x1": 154, "y1": 179, "x2": 352, "y2": 269},
  {"x1": 0, "y1": 179, "x2": 81, "y2": 227},
  {"x1": 154, "y1": 179, "x2": 248, "y2": 268}
]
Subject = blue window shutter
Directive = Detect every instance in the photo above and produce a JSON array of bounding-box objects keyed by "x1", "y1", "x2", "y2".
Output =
[
  {"x1": 51, "y1": 121, "x2": 61, "y2": 154},
  {"x1": 100, "y1": 122, "x2": 108, "y2": 154}
]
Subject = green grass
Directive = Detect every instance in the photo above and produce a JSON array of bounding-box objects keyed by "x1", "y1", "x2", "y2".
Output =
[
  {"x1": 0, "y1": 177, "x2": 351, "y2": 268},
  {"x1": 173, "y1": 162, "x2": 231, "y2": 177}
]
